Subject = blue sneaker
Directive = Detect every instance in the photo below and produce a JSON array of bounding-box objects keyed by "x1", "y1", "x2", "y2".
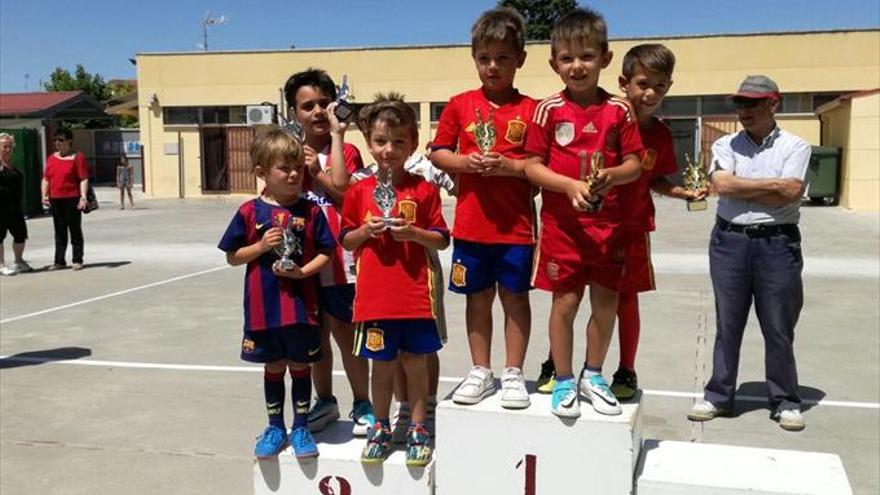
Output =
[
  {"x1": 254, "y1": 425, "x2": 288, "y2": 458},
  {"x1": 350, "y1": 400, "x2": 376, "y2": 437},
  {"x1": 307, "y1": 396, "x2": 340, "y2": 432},
  {"x1": 290, "y1": 426, "x2": 319, "y2": 458},
  {"x1": 361, "y1": 422, "x2": 392, "y2": 464},
  {"x1": 551, "y1": 378, "x2": 580, "y2": 418},
  {"x1": 579, "y1": 372, "x2": 622, "y2": 415}
]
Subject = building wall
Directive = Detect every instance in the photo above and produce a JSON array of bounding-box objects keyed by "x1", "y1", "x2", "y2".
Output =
[
  {"x1": 844, "y1": 94, "x2": 879, "y2": 210},
  {"x1": 137, "y1": 30, "x2": 880, "y2": 198}
]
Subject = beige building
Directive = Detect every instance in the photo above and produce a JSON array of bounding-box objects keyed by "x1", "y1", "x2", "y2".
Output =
[{"x1": 136, "y1": 29, "x2": 879, "y2": 208}]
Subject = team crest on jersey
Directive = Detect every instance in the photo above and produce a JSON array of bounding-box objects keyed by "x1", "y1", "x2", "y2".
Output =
[
  {"x1": 643, "y1": 149, "x2": 657, "y2": 170},
  {"x1": 290, "y1": 216, "x2": 306, "y2": 231},
  {"x1": 365, "y1": 327, "x2": 385, "y2": 352},
  {"x1": 505, "y1": 118, "x2": 526, "y2": 145},
  {"x1": 583, "y1": 122, "x2": 598, "y2": 134},
  {"x1": 555, "y1": 122, "x2": 575, "y2": 146},
  {"x1": 242, "y1": 338, "x2": 256, "y2": 354},
  {"x1": 605, "y1": 128, "x2": 618, "y2": 151},
  {"x1": 451, "y1": 262, "x2": 467, "y2": 287},
  {"x1": 398, "y1": 199, "x2": 417, "y2": 223}
]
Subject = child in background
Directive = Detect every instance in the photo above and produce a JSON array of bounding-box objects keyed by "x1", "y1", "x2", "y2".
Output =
[
  {"x1": 339, "y1": 95, "x2": 449, "y2": 466},
  {"x1": 218, "y1": 129, "x2": 335, "y2": 458},
  {"x1": 523, "y1": 7, "x2": 643, "y2": 418},
  {"x1": 431, "y1": 7, "x2": 537, "y2": 409},
  {"x1": 116, "y1": 155, "x2": 134, "y2": 210}
]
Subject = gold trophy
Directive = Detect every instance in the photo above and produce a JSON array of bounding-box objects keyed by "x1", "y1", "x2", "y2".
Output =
[
  {"x1": 578, "y1": 150, "x2": 604, "y2": 212},
  {"x1": 683, "y1": 153, "x2": 709, "y2": 212},
  {"x1": 473, "y1": 108, "x2": 496, "y2": 154}
]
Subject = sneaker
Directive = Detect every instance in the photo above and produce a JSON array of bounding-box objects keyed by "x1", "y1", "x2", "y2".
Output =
[
  {"x1": 72, "y1": 263, "x2": 84, "y2": 271},
  {"x1": 405, "y1": 425, "x2": 433, "y2": 467},
  {"x1": 580, "y1": 373, "x2": 622, "y2": 415},
  {"x1": 687, "y1": 401, "x2": 730, "y2": 422},
  {"x1": 307, "y1": 396, "x2": 340, "y2": 432},
  {"x1": 536, "y1": 358, "x2": 556, "y2": 394},
  {"x1": 46, "y1": 263, "x2": 67, "y2": 271},
  {"x1": 0, "y1": 265, "x2": 18, "y2": 276},
  {"x1": 253, "y1": 425, "x2": 288, "y2": 459},
  {"x1": 500, "y1": 367, "x2": 530, "y2": 409},
  {"x1": 551, "y1": 378, "x2": 580, "y2": 418},
  {"x1": 361, "y1": 422, "x2": 392, "y2": 464},
  {"x1": 773, "y1": 409, "x2": 805, "y2": 431},
  {"x1": 452, "y1": 366, "x2": 495, "y2": 405},
  {"x1": 15, "y1": 261, "x2": 33, "y2": 273},
  {"x1": 391, "y1": 401, "x2": 411, "y2": 444},
  {"x1": 350, "y1": 400, "x2": 376, "y2": 437},
  {"x1": 610, "y1": 367, "x2": 638, "y2": 401},
  {"x1": 289, "y1": 426, "x2": 319, "y2": 458}
]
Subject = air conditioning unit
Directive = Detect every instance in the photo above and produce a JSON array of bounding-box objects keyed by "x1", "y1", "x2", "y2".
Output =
[{"x1": 246, "y1": 105, "x2": 275, "y2": 126}]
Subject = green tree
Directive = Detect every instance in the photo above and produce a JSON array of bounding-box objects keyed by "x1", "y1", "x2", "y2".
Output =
[
  {"x1": 44, "y1": 64, "x2": 112, "y2": 102},
  {"x1": 498, "y1": 0, "x2": 578, "y2": 40}
]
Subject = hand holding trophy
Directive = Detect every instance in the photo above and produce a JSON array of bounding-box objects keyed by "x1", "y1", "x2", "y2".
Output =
[
  {"x1": 334, "y1": 75, "x2": 355, "y2": 122},
  {"x1": 683, "y1": 153, "x2": 709, "y2": 212},
  {"x1": 272, "y1": 213, "x2": 302, "y2": 270},
  {"x1": 373, "y1": 167, "x2": 397, "y2": 228},
  {"x1": 474, "y1": 108, "x2": 496, "y2": 171},
  {"x1": 578, "y1": 150, "x2": 605, "y2": 213}
]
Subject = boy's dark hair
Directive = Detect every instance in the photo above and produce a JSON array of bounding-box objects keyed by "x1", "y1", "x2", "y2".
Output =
[
  {"x1": 622, "y1": 44, "x2": 676, "y2": 79},
  {"x1": 250, "y1": 128, "x2": 304, "y2": 171},
  {"x1": 55, "y1": 127, "x2": 74, "y2": 140},
  {"x1": 357, "y1": 93, "x2": 418, "y2": 142},
  {"x1": 550, "y1": 7, "x2": 608, "y2": 56},
  {"x1": 283, "y1": 68, "x2": 337, "y2": 110},
  {"x1": 471, "y1": 7, "x2": 526, "y2": 53}
]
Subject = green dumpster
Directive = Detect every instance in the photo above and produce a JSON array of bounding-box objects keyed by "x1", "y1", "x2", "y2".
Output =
[
  {"x1": 805, "y1": 146, "x2": 840, "y2": 206},
  {"x1": 0, "y1": 128, "x2": 43, "y2": 217}
]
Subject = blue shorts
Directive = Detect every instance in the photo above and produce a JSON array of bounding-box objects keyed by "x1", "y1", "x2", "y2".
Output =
[
  {"x1": 354, "y1": 319, "x2": 443, "y2": 361},
  {"x1": 319, "y1": 284, "x2": 355, "y2": 324},
  {"x1": 448, "y1": 240, "x2": 533, "y2": 294},
  {"x1": 240, "y1": 324, "x2": 322, "y2": 364}
]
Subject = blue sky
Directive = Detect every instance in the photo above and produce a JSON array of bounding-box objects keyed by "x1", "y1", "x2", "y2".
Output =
[{"x1": 1, "y1": 0, "x2": 877, "y2": 92}]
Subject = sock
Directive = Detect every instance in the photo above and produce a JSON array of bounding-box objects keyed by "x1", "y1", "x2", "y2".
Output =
[
  {"x1": 617, "y1": 292, "x2": 640, "y2": 371},
  {"x1": 584, "y1": 365, "x2": 602, "y2": 379},
  {"x1": 410, "y1": 421, "x2": 427, "y2": 434},
  {"x1": 378, "y1": 417, "x2": 391, "y2": 430},
  {"x1": 290, "y1": 367, "x2": 311, "y2": 429},
  {"x1": 556, "y1": 374, "x2": 574, "y2": 382},
  {"x1": 264, "y1": 370, "x2": 286, "y2": 428}
]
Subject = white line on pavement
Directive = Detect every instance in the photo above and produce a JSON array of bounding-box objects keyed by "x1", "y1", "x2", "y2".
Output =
[
  {"x1": 0, "y1": 266, "x2": 229, "y2": 324},
  {"x1": 1, "y1": 354, "x2": 877, "y2": 411}
]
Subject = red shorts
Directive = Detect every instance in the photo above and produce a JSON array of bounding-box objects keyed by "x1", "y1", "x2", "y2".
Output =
[
  {"x1": 617, "y1": 229, "x2": 656, "y2": 294},
  {"x1": 532, "y1": 219, "x2": 624, "y2": 292}
]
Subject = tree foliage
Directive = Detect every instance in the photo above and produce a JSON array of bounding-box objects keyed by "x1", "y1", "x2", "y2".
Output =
[
  {"x1": 44, "y1": 64, "x2": 112, "y2": 102},
  {"x1": 498, "y1": 0, "x2": 578, "y2": 40}
]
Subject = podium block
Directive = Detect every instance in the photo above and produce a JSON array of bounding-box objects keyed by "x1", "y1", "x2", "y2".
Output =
[
  {"x1": 253, "y1": 421, "x2": 434, "y2": 495},
  {"x1": 435, "y1": 390, "x2": 642, "y2": 495},
  {"x1": 636, "y1": 440, "x2": 853, "y2": 495}
]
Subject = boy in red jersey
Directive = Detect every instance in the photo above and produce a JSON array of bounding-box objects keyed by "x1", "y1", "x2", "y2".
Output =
[
  {"x1": 218, "y1": 129, "x2": 335, "y2": 459},
  {"x1": 341, "y1": 95, "x2": 449, "y2": 466},
  {"x1": 524, "y1": 7, "x2": 643, "y2": 418},
  {"x1": 431, "y1": 7, "x2": 537, "y2": 409},
  {"x1": 284, "y1": 69, "x2": 374, "y2": 435}
]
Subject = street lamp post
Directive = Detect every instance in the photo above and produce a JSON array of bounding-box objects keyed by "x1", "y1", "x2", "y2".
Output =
[{"x1": 201, "y1": 12, "x2": 227, "y2": 51}]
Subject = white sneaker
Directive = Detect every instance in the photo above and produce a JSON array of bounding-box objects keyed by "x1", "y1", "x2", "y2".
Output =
[
  {"x1": 0, "y1": 265, "x2": 18, "y2": 276},
  {"x1": 579, "y1": 372, "x2": 622, "y2": 415},
  {"x1": 774, "y1": 409, "x2": 805, "y2": 431},
  {"x1": 500, "y1": 367, "x2": 530, "y2": 409},
  {"x1": 551, "y1": 379, "x2": 580, "y2": 418},
  {"x1": 452, "y1": 366, "x2": 495, "y2": 405},
  {"x1": 14, "y1": 261, "x2": 33, "y2": 273},
  {"x1": 687, "y1": 401, "x2": 729, "y2": 422}
]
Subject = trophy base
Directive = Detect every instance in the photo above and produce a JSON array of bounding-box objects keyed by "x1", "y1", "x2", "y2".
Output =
[
  {"x1": 278, "y1": 259, "x2": 297, "y2": 271},
  {"x1": 687, "y1": 199, "x2": 708, "y2": 212},
  {"x1": 380, "y1": 216, "x2": 397, "y2": 228},
  {"x1": 586, "y1": 198, "x2": 603, "y2": 213}
]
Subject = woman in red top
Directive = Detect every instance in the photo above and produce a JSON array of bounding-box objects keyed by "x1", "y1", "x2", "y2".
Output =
[{"x1": 41, "y1": 128, "x2": 89, "y2": 270}]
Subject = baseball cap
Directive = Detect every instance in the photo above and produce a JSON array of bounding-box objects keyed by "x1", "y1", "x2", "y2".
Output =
[{"x1": 730, "y1": 75, "x2": 780, "y2": 100}]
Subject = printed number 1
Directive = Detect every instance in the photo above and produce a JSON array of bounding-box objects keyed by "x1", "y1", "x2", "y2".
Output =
[{"x1": 516, "y1": 454, "x2": 537, "y2": 495}]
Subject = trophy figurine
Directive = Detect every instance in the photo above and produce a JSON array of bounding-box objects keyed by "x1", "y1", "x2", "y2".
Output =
[
  {"x1": 578, "y1": 150, "x2": 604, "y2": 212},
  {"x1": 273, "y1": 214, "x2": 302, "y2": 270},
  {"x1": 683, "y1": 153, "x2": 709, "y2": 212},
  {"x1": 373, "y1": 167, "x2": 397, "y2": 228},
  {"x1": 334, "y1": 75, "x2": 355, "y2": 122},
  {"x1": 473, "y1": 108, "x2": 496, "y2": 155}
]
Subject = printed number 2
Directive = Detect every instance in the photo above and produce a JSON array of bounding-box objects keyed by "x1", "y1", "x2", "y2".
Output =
[{"x1": 515, "y1": 454, "x2": 537, "y2": 495}]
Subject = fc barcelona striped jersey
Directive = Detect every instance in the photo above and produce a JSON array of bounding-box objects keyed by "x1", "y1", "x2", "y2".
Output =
[
  {"x1": 432, "y1": 88, "x2": 537, "y2": 245},
  {"x1": 218, "y1": 197, "x2": 336, "y2": 331}
]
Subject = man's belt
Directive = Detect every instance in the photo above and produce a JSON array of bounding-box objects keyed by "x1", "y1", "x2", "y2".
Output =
[{"x1": 716, "y1": 217, "x2": 799, "y2": 238}]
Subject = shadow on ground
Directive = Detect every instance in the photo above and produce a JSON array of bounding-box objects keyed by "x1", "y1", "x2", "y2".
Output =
[
  {"x1": 0, "y1": 346, "x2": 92, "y2": 369},
  {"x1": 732, "y1": 381, "x2": 826, "y2": 416}
]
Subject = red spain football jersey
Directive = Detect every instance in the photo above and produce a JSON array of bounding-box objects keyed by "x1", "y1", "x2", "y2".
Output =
[
  {"x1": 614, "y1": 117, "x2": 678, "y2": 232},
  {"x1": 340, "y1": 174, "x2": 449, "y2": 321},
  {"x1": 525, "y1": 88, "x2": 644, "y2": 227},
  {"x1": 432, "y1": 88, "x2": 537, "y2": 245},
  {"x1": 303, "y1": 142, "x2": 363, "y2": 286}
]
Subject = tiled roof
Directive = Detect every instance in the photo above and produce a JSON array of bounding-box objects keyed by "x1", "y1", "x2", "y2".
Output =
[{"x1": 0, "y1": 91, "x2": 84, "y2": 117}]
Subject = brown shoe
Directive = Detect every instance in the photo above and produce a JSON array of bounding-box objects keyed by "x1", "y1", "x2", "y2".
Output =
[
  {"x1": 72, "y1": 263, "x2": 84, "y2": 271},
  {"x1": 46, "y1": 264, "x2": 67, "y2": 271}
]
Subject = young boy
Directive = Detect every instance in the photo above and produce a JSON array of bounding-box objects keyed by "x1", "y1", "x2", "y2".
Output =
[
  {"x1": 523, "y1": 7, "x2": 644, "y2": 418},
  {"x1": 284, "y1": 69, "x2": 375, "y2": 435},
  {"x1": 218, "y1": 129, "x2": 335, "y2": 458},
  {"x1": 340, "y1": 95, "x2": 449, "y2": 466},
  {"x1": 431, "y1": 7, "x2": 537, "y2": 409},
  {"x1": 608, "y1": 44, "x2": 707, "y2": 399}
]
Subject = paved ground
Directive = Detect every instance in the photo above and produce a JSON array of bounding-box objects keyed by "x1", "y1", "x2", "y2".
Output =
[{"x1": 1, "y1": 187, "x2": 878, "y2": 494}]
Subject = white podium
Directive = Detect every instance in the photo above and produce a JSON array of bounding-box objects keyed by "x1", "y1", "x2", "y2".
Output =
[
  {"x1": 253, "y1": 421, "x2": 434, "y2": 495},
  {"x1": 636, "y1": 440, "x2": 853, "y2": 495},
  {"x1": 436, "y1": 389, "x2": 642, "y2": 495}
]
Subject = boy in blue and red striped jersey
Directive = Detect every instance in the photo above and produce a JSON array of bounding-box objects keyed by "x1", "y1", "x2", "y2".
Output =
[{"x1": 218, "y1": 129, "x2": 335, "y2": 459}]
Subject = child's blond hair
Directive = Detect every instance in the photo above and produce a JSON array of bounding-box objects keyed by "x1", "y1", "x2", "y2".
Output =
[
  {"x1": 550, "y1": 7, "x2": 608, "y2": 56},
  {"x1": 250, "y1": 128, "x2": 304, "y2": 170},
  {"x1": 471, "y1": 7, "x2": 526, "y2": 54},
  {"x1": 357, "y1": 93, "x2": 418, "y2": 142}
]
